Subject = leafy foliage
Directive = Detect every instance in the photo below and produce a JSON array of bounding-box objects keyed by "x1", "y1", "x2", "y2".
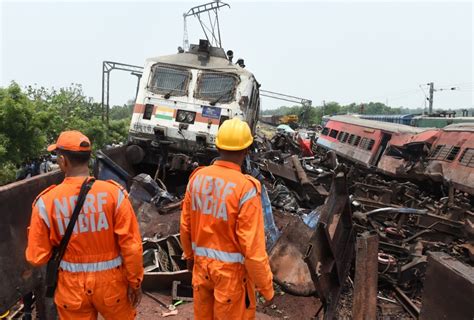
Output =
[{"x1": 0, "y1": 82, "x2": 132, "y2": 185}]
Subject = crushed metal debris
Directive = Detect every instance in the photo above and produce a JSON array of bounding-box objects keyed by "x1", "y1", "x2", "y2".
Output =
[{"x1": 121, "y1": 123, "x2": 473, "y2": 319}]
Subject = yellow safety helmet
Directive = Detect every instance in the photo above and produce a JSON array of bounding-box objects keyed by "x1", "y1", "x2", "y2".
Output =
[{"x1": 215, "y1": 118, "x2": 253, "y2": 151}]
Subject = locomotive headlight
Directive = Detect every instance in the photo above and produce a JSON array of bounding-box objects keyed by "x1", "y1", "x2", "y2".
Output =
[
  {"x1": 186, "y1": 112, "x2": 195, "y2": 123},
  {"x1": 176, "y1": 110, "x2": 196, "y2": 124},
  {"x1": 177, "y1": 112, "x2": 186, "y2": 122}
]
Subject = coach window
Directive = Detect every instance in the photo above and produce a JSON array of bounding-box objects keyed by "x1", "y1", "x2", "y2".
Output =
[
  {"x1": 329, "y1": 129, "x2": 339, "y2": 139},
  {"x1": 359, "y1": 138, "x2": 368, "y2": 149},
  {"x1": 434, "y1": 145, "x2": 451, "y2": 160},
  {"x1": 429, "y1": 145, "x2": 444, "y2": 159},
  {"x1": 342, "y1": 132, "x2": 349, "y2": 143},
  {"x1": 445, "y1": 146, "x2": 461, "y2": 161},
  {"x1": 348, "y1": 134, "x2": 355, "y2": 145},
  {"x1": 367, "y1": 139, "x2": 375, "y2": 151},
  {"x1": 459, "y1": 148, "x2": 474, "y2": 167},
  {"x1": 353, "y1": 136, "x2": 361, "y2": 147},
  {"x1": 337, "y1": 131, "x2": 344, "y2": 141},
  {"x1": 321, "y1": 127, "x2": 329, "y2": 136}
]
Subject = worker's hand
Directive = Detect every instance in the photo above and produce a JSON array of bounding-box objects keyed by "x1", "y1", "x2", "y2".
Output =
[
  {"x1": 186, "y1": 258, "x2": 194, "y2": 271},
  {"x1": 128, "y1": 285, "x2": 142, "y2": 308}
]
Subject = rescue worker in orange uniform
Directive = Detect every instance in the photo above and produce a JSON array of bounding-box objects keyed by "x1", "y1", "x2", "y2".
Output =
[
  {"x1": 26, "y1": 131, "x2": 143, "y2": 319},
  {"x1": 180, "y1": 118, "x2": 274, "y2": 319}
]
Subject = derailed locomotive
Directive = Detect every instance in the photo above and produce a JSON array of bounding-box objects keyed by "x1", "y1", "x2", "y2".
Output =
[
  {"x1": 126, "y1": 40, "x2": 260, "y2": 166},
  {"x1": 317, "y1": 115, "x2": 474, "y2": 195}
]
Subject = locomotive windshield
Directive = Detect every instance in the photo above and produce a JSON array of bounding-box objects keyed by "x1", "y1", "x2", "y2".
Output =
[
  {"x1": 149, "y1": 64, "x2": 190, "y2": 96},
  {"x1": 195, "y1": 72, "x2": 238, "y2": 103}
]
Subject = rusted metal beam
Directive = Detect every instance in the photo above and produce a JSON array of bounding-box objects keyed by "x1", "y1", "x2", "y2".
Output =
[
  {"x1": 304, "y1": 171, "x2": 355, "y2": 319},
  {"x1": 352, "y1": 232, "x2": 379, "y2": 320},
  {"x1": 0, "y1": 171, "x2": 63, "y2": 316},
  {"x1": 393, "y1": 285, "x2": 420, "y2": 318},
  {"x1": 291, "y1": 155, "x2": 327, "y2": 205},
  {"x1": 261, "y1": 159, "x2": 298, "y2": 182},
  {"x1": 420, "y1": 252, "x2": 474, "y2": 320}
]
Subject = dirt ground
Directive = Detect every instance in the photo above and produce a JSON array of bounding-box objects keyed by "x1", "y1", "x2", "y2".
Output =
[
  {"x1": 257, "y1": 293, "x2": 322, "y2": 319},
  {"x1": 137, "y1": 291, "x2": 273, "y2": 319},
  {"x1": 136, "y1": 289, "x2": 325, "y2": 320}
]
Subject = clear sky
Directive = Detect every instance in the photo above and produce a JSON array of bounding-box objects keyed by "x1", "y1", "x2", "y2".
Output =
[{"x1": 1, "y1": 0, "x2": 473, "y2": 111}]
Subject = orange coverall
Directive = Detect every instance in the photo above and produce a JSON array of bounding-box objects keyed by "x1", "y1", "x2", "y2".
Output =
[
  {"x1": 180, "y1": 160, "x2": 274, "y2": 319},
  {"x1": 26, "y1": 176, "x2": 143, "y2": 320}
]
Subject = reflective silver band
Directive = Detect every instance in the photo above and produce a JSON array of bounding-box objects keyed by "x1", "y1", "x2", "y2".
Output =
[
  {"x1": 60, "y1": 256, "x2": 122, "y2": 272},
  {"x1": 36, "y1": 197, "x2": 50, "y2": 229},
  {"x1": 239, "y1": 187, "x2": 257, "y2": 209},
  {"x1": 192, "y1": 242, "x2": 244, "y2": 264},
  {"x1": 116, "y1": 189, "x2": 125, "y2": 210}
]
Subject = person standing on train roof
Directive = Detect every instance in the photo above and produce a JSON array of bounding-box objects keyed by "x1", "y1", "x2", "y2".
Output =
[
  {"x1": 180, "y1": 118, "x2": 274, "y2": 319},
  {"x1": 25, "y1": 130, "x2": 143, "y2": 319}
]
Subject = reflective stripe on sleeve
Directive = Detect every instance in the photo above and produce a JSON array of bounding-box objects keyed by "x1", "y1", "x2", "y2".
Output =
[
  {"x1": 191, "y1": 242, "x2": 244, "y2": 264},
  {"x1": 239, "y1": 187, "x2": 257, "y2": 209},
  {"x1": 59, "y1": 256, "x2": 122, "y2": 272},
  {"x1": 116, "y1": 189, "x2": 125, "y2": 210},
  {"x1": 36, "y1": 197, "x2": 50, "y2": 229}
]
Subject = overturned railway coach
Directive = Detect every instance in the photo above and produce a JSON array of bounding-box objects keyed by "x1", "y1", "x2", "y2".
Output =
[
  {"x1": 128, "y1": 40, "x2": 260, "y2": 165},
  {"x1": 317, "y1": 116, "x2": 474, "y2": 194},
  {"x1": 317, "y1": 115, "x2": 425, "y2": 167},
  {"x1": 426, "y1": 123, "x2": 474, "y2": 194}
]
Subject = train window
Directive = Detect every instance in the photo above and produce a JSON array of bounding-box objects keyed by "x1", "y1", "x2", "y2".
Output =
[
  {"x1": 459, "y1": 148, "x2": 474, "y2": 167},
  {"x1": 445, "y1": 146, "x2": 461, "y2": 161},
  {"x1": 353, "y1": 136, "x2": 361, "y2": 147},
  {"x1": 195, "y1": 72, "x2": 238, "y2": 103},
  {"x1": 321, "y1": 127, "x2": 329, "y2": 136},
  {"x1": 367, "y1": 139, "x2": 375, "y2": 151},
  {"x1": 359, "y1": 138, "x2": 375, "y2": 150},
  {"x1": 342, "y1": 132, "x2": 349, "y2": 143},
  {"x1": 149, "y1": 65, "x2": 190, "y2": 96},
  {"x1": 337, "y1": 131, "x2": 344, "y2": 141},
  {"x1": 329, "y1": 129, "x2": 339, "y2": 138},
  {"x1": 338, "y1": 132, "x2": 348, "y2": 143},
  {"x1": 436, "y1": 146, "x2": 451, "y2": 160},
  {"x1": 348, "y1": 134, "x2": 355, "y2": 145},
  {"x1": 429, "y1": 145, "x2": 444, "y2": 159}
]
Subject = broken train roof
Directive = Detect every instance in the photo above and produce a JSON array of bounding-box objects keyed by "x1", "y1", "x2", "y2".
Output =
[{"x1": 329, "y1": 115, "x2": 432, "y2": 134}]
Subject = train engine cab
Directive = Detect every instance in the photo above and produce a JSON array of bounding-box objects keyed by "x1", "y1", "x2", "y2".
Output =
[{"x1": 128, "y1": 40, "x2": 260, "y2": 165}]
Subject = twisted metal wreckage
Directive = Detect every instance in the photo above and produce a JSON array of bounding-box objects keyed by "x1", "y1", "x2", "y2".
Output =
[{"x1": 1, "y1": 124, "x2": 473, "y2": 319}]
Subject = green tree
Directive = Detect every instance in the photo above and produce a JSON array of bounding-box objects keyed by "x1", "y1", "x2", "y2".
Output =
[
  {"x1": 0, "y1": 83, "x2": 46, "y2": 164},
  {"x1": 110, "y1": 103, "x2": 133, "y2": 121},
  {"x1": 0, "y1": 83, "x2": 132, "y2": 185}
]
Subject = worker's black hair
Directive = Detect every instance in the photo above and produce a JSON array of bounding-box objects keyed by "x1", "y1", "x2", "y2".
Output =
[{"x1": 57, "y1": 149, "x2": 91, "y2": 166}]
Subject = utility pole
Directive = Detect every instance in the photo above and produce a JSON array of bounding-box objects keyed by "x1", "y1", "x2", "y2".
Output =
[
  {"x1": 426, "y1": 82, "x2": 458, "y2": 115},
  {"x1": 428, "y1": 82, "x2": 434, "y2": 115},
  {"x1": 322, "y1": 100, "x2": 326, "y2": 116}
]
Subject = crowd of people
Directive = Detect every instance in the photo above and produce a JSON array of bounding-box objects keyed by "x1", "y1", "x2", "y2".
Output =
[{"x1": 15, "y1": 156, "x2": 59, "y2": 181}]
